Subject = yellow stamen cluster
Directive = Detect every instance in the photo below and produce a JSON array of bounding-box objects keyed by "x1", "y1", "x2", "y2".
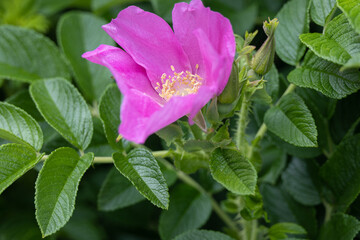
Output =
[{"x1": 155, "y1": 64, "x2": 203, "y2": 101}]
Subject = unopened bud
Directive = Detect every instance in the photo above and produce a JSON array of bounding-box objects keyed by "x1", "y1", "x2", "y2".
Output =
[
  {"x1": 251, "y1": 18, "x2": 279, "y2": 75},
  {"x1": 218, "y1": 62, "x2": 240, "y2": 104},
  {"x1": 206, "y1": 97, "x2": 219, "y2": 124}
]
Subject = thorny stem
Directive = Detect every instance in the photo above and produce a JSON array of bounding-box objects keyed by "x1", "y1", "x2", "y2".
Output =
[
  {"x1": 250, "y1": 220, "x2": 258, "y2": 240},
  {"x1": 236, "y1": 82, "x2": 250, "y2": 150},
  {"x1": 241, "y1": 219, "x2": 258, "y2": 240}
]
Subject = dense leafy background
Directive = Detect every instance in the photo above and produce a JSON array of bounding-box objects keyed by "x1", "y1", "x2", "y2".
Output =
[{"x1": 0, "y1": 0, "x2": 360, "y2": 239}]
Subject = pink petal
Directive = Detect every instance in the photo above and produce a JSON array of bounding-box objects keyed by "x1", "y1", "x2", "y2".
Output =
[
  {"x1": 82, "y1": 44, "x2": 163, "y2": 103},
  {"x1": 185, "y1": 85, "x2": 216, "y2": 123},
  {"x1": 102, "y1": 6, "x2": 191, "y2": 88},
  {"x1": 120, "y1": 89, "x2": 193, "y2": 144},
  {"x1": 121, "y1": 85, "x2": 215, "y2": 144},
  {"x1": 120, "y1": 89, "x2": 162, "y2": 143},
  {"x1": 194, "y1": 29, "x2": 230, "y2": 94},
  {"x1": 172, "y1": 0, "x2": 235, "y2": 93}
]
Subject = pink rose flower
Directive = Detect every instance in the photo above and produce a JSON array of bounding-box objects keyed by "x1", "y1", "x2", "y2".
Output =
[{"x1": 83, "y1": 0, "x2": 235, "y2": 143}]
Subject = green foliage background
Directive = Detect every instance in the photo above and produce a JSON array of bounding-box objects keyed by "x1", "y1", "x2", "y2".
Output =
[{"x1": 0, "y1": 0, "x2": 360, "y2": 239}]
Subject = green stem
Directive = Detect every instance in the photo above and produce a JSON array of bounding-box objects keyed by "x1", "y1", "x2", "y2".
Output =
[
  {"x1": 236, "y1": 84, "x2": 250, "y2": 150},
  {"x1": 153, "y1": 150, "x2": 171, "y2": 158},
  {"x1": 90, "y1": 101, "x2": 100, "y2": 118},
  {"x1": 282, "y1": 83, "x2": 296, "y2": 96},
  {"x1": 40, "y1": 150, "x2": 170, "y2": 163},
  {"x1": 324, "y1": 201, "x2": 333, "y2": 223},
  {"x1": 248, "y1": 123, "x2": 267, "y2": 160},
  {"x1": 92, "y1": 156, "x2": 113, "y2": 163},
  {"x1": 250, "y1": 220, "x2": 258, "y2": 240},
  {"x1": 241, "y1": 219, "x2": 258, "y2": 240},
  {"x1": 79, "y1": 150, "x2": 85, "y2": 156}
]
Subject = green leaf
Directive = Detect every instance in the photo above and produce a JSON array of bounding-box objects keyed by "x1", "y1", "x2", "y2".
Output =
[
  {"x1": 35, "y1": 148, "x2": 94, "y2": 237},
  {"x1": 228, "y1": 4, "x2": 258, "y2": 35},
  {"x1": 0, "y1": 102, "x2": 43, "y2": 151},
  {"x1": 0, "y1": 0, "x2": 49, "y2": 33},
  {"x1": 210, "y1": 148, "x2": 257, "y2": 195},
  {"x1": 0, "y1": 25, "x2": 70, "y2": 82},
  {"x1": 0, "y1": 213, "x2": 42, "y2": 240},
  {"x1": 85, "y1": 117, "x2": 114, "y2": 156},
  {"x1": 342, "y1": 53, "x2": 360, "y2": 70},
  {"x1": 174, "y1": 151, "x2": 209, "y2": 174},
  {"x1": 113, "y1": 148, "x2": 169, "y2": 209},
  {"x1": 320, "y1": 134, "x2": 360, "y2": 210},
  {"x1": 161, "y1": 166, "x2": 177, "y2": 187},
  {"x1": 260, "y1": 184, "x2": 318, "y2": 238},
  {"x1": 311, "y1": 0, "x2": 336, "y2": 26},
  {"x1": 295, "y1": 87, "x2": 336, "y2": 120},
  {"x1": 239, "y1": 188, "x2": 265, "y2": 221},
  {"x1": 275, "y1": 0, "x2": 310, "y2": 65},
  {"x1": 150, "y1": 0, "x2": 183, "y2": 22},
  {"x1": 5, "y1": 90, "x2": 43, "y2": 121},
  {"x1": 198, "y1": 1, "x2": 257, "y2": 35},
  {"x1": 268, "y1": 222, "x2": 307, "y2": 240},
  {"x1": 30, "y1": 78, "x2": 93, "y2": 150},
  {"x1": 36, "y1": 0, "x2": 75, "y2": 15},
  {"x1": 0, "y1": 143, "x2": 41, "y2": 195},
  {"x1": 156, "y1": 124, "x2": 183, "y2": 146},
  {"x1": 329, "y1": 92, "x2": 360, "y2": 143},
  {"x1": 264, "y1": 65, "x2": 280, "y2": 101},
  {"x1": 92, "y1": 0, "x2": 143, "y2": 13},
  {"x1": 259, "y1": 142, "x2": 287, "y2": 185},
  {"x1": 264, "y1": 93, "x2": 318, "y2": 147},
  {"x1": 318, "y1": 213, "x2": 360, "y2": 240},
  {"x1": 211, "y1": 120, "x2": 232, "y2": 145},
  {"x1": 98, "y1": 84, "x2": 123, "y2": 150},
  {"x1": 61, "y1": 206, "x2": 105, "y2": 240},
  {"x1": 337, "y1": 0, "x2": 360, "y2": 34},
  {"x1": 57, "y1": 12, "x2": 115, "y2": 101},
  {"x1": 288, "y1": 51, "x2": 360, "y2": 99},
  {"x1": 282, "y1": 158, "x2": 321, "y2": 206},
  {"x1": 158, "y1": 184, "x2": 212, "y2": 240},
  {"x1": 268, "y1": 132, "x2": 322, "y2": 158},
  {"x1": 173, "y1": 230, "x2": 235, "y2": 240},
  {"x1": 183, "y1": 140, "x2": 215, "y2": 152},
  {"x1": 251, "y1": 87, "x2": 273, "y2": 105},
  {"x1": 300, "y1": 14, "x2": 360, "y2": 65},
  {"x1": 98, "y1": 168, "x2": 144, "y2": 211}
]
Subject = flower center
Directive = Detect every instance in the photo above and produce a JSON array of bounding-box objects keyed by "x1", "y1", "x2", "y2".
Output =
[{"x1": 155, "y1": 64, "x2": 203, "y2": 101}]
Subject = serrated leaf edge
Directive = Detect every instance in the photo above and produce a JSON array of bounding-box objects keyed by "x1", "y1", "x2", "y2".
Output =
[
  {"x1": 0, "y1": 102, "x2": 43, "y2": 151},
  {"x1": 0, "y1": 143, "x2": 43, "y2": 195},
  {"x1": 29, "y1": 78, "x2": 93, "y2": 150},
  {"x1": 112, "y1": 151, "x2": 169, "y2": 210},
  {"x1": 35, "y1": 147, "x2": 94, "y2": 237},
  {"x1": 210, "y1": 148, "x2": 257, "y2": 195}
]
